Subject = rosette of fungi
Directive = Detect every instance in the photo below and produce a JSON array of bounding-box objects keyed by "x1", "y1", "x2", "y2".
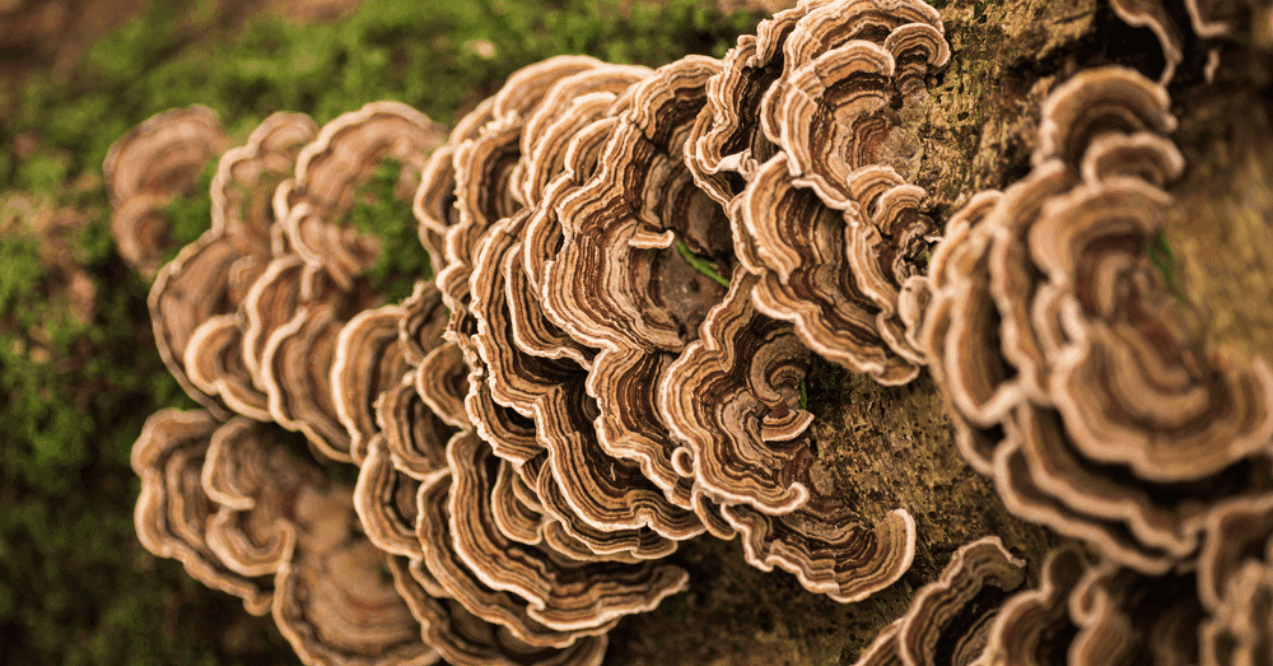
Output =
[
  {"x1": 688, "y1": 0, "x2": 949, "y2": 385},
  {"x1": 148, "y1": 112, "x2": 318, "y2": 421},
  {"x1": 440, "y1": 56, "x2": 713, "y2": 553},
  {"x1": 250, "y1": 102, "x2": 445, "y2": 463},
  {"x1": 524, "y1": 56, "x2": 739, "y2": 541},
  {"x1": 660, "y1": 270, "x2": 916, "y2": 602},
  {"x1": 850, "y1": 536, "x2": 1027, "y2": 666},
  {"x1": 104, "y1": 105, "x2": 229, "y2": 277},
  {"x1": 921, "y1": 66, "x2": 1273, "y2": 575},
  {"x1": 132, "y1": 409, "x2": 437, "y2": 666}
]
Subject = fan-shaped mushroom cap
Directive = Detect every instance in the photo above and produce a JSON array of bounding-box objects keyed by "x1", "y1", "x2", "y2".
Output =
[
  {"x1": 185, "y1": 314, "x2": 273, "y2": 422},
  {"x1": 150, "y1": 112, "x2": 317, "y2": 420},
  {"x1": 923, "y1": 66, "x2": 1273, "y2": 574},
  {"x1": 272, "y1": 481, "x2": 437, "y2": 666},
  {"x1": 414, "y1": 444, "x2": 628, "y2": 648},
  {"x1": 687, "y1": 3, "x2": 807, "y2": 207},
  {"x1": 740, "y1": 157, "x2": 928, "y2": 384},
  {"x1": 388, "y1": 556, "x2": 608, "y2": 666},
  {"x1": 283, "y1": 101, "x2": 446, "y2": 288},
  {"x1": 851, "y1": 536, "x2": 1026, "y2": 666},
  {"x1": 659, "y1": 271, "x2": 815, "y2": 514},
  {"x1": 104, "y1": 105, "x2": 229, "y2": 276},
  {"x1": 332, "y1": 303, "x2": 414, "y2": 464},
  {"x1": 260, "y1": 264, "x2": 383, "y2": 462},
  {"x1": 722, "y1": 499, "x2": 916, "y2": 604},
  {"x1": 1109, "y1": 0, "x2": 1185, "y2": 83},
  {"x1": 1066, "y1": 559, "x2": 1202, "y2": 666},
  {"x1": 1192, "y1": 493, "x2": 1273, "y2": 666},
  {"x1": 353, "y1": 434, "x2": 424, "y2": 559},
  {"x1": 444, "y1": 433, "x2": 691, "y2": 630},
  {"x1": 542, "y1": 55, "x2": 731, "y2": 356},
  {"x1": 414, "y1": 98, "x2": 497, "y2": 275},
  {"x1": 131, "y1": 408, "x2": 274, "y2": 615},
  {"x1": 971, "y1": 544, "x2": 1090, "y2": 666}
]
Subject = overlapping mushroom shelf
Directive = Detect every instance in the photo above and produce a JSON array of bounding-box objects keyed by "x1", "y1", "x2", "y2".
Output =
[{"x1": 113, "y1": 0, "x2": 1273, "y2": 664}]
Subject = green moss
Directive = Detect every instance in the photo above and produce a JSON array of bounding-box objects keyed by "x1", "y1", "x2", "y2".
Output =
[
  {"x1": 160, "y1": 159, "x2": 219, "y2": 265},
  {"x1": 348, "y1": 158, "x2": 431, "y2": 303}
]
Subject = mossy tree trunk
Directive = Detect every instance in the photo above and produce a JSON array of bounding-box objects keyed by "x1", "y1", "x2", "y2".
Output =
[{"x1": 606, "y1": 0, "x2": 1273, "y2": 663}]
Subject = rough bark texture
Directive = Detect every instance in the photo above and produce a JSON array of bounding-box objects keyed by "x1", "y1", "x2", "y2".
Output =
[{"x1": 605, "y1": 0, "x2": 1273, "y2": 663}]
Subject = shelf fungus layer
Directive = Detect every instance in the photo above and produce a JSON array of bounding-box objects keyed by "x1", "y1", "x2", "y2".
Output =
[
  {"x1": 104, "y1": 105, "x2": 230, "y2": 276},
  {"x1": 923, "y1": 66, "x2": 1273, "y2": 574},
  {"x1": 850, "y1": 536, "x2": 1026, "y2": 666},
  {"x1": 133, "y1": 410, "x2": 437, "y2": 666}
]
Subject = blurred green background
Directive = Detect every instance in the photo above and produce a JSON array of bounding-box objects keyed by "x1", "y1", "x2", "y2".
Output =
[{"x1": 0, "y1": 1, "x2": 760, "y2": 662}]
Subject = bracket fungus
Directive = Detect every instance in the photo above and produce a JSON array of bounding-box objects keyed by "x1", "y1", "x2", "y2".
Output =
[
  {"x1": 923, "y1": 65, "x2": 1273, "y2": 575},
  {"x1": 104, "y1": 105, "x2": 229, "y2": 277}
]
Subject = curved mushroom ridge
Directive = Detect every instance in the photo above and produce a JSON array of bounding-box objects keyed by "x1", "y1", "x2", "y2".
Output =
[
  {"x1": 971, "y1": 544, "x2": 1089, "y2": 666},
  {"x1": 659, "y1": 271, "x2": 815, "y2": 514},
  {"x1": 1067, "y1": 560, "x2": 1202, "y2": 666},
  {"x1": 850, "y1": 536, "x2": 1026, "y2": 666},
  {"x1": 285, "y1": 101, "x2": 447, "y2": 288},
  {"x1": 1194, "y1": 493, "x2": 1273, "y2": 666},
  {"x1": 446, "y1": 432, "x2": 691, "y2": 632},
  {"x1": 150, "y1": 112, "x2": 318, "y2": 421},
  {"x1": 130, "y1": 408, "x2": 275, "y2": 616},
  {"x1": 542, "y1": 55, "x2": 732, "y2": 356},
  {"x1": 104, "y1": 105, "x2": 230, "y2": 277},
  {"x1": 924, "y1": 66, "x2": 1273, "y2": 574},
  {"x1": 741, "y1": 156, "x2": 928, "y2": 385},
  {"x1": 331, "y1": 303, "x2": 413, "y2": 464},
  {"x1": 687, "y1": 2, "x2": 809, "y2": 208},
  {"x1": 387, "y1": 556, "x2": 608, "y2": 666}
]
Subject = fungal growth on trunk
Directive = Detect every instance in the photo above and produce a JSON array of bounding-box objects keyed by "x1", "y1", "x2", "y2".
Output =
[
  {"x1": 114, "y1": 0, "x2": 1273, "y2": 664},
  {"x1": 923, "y1": 65, "x2": 1273, "y2": 576}
]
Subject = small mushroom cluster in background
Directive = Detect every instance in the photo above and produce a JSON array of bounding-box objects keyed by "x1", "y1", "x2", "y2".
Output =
[{"x1": 109, "y1": 0, "x2": 1273, "y2": 664}]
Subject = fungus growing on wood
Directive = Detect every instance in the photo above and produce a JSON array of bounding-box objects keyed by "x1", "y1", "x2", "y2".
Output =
[
  {"x1": 851, "y1": 536, "x2": 1026, "y2": 666},
  {"x1": 133, "y1": 410, "x2": 436, "y2": 666},
  {"x1": 971, "y1": 544, "x2": 1090, "y2": 666},
  {"x1": 104, "y1": 105, "x2": 229, "y2": 276},
  {"x1": 923, "y1": 65, "x2": 1273, "y2": 574},
  {"x1": 148, "y1": 112, "x2": 318, "y2": 421},
  {"x1": 131, "y1": 408, "x2": 274, "y2": 615}
]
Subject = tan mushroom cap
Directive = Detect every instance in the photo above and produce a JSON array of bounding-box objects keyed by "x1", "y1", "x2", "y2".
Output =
[
  {"x1": 131, "y1": 408, "x2": 274, "y2": 616},
  {"x1": 758, "y1": 0, "x2": 944, "y2": 150},
  {"x1": 150, "y1": 234, "x2": 263, "y2": 419},
  {"x1": 687, "y1": 2, "x2": 807, "y2": 207},
  {"x1": 722, "y1": 499, "x2": 916, "y2": 604},
  {"x1": 850, "y1": 536, "x2": 1026, "y2": 666},
  {"x1": 659, "y1": 271, "x2": 816, "y2": 514},
  {"x1": 972, "y1": 544, "x2": 1091, "y2": 666},
  {"x1": 284, "y1": 101, "x2": 446, "y2": 288},
  {"x1": 445, "y1": 433, "x2": 691, "y2": 631},
  {"x1": 415, "y1": 453, "x2": 622, "y2": 648},
  {"x1": 201, "y1": 418, "x2": 310, "y2": 579},
  {"x1": 542, "y1": 55, "x2": 731, "y2": 356},
  {"x1": 1066, "y1": 559, "x2": 1202, "y2": 666},
  {"x1": 184, "y1": 314, "x2": 272, "y2": 422},
  {"x1": 1109, "y1": 0, "x2": 1184, "y2": 83},
  {"x1": 1195, "y1": 493, "x2": 1273, "y2": 666},
  {"x1": 104, "y1": 105, "x2": 229, "y2": 276},
  {"x1": 741, "y1": 157, "x2": 927, "y2": 384},
  {"x1": 272, "y1": 481, "x2": 437, "y2": 666},
  {"x1": 354, "y1": 434, "x2": 424, "y2": 559},
  {"x1": 240, "y1": 254, "x2": 308, "y2": 385},
  {"x1": 414, "y1": 98, "x2": 497, "y2": 276},
  {"x1": 260, "y1": 265, "x2": 383, "y2": 462},
  {"x1": 332, "y1": 303, "x2": 414, "y2": 464},
  {"x1": 377, "y1": 372, "x2": 456, "y2": 480},
  {"x1": 388, "y1": 556, "x2": 608, "y2": 666},
  {"x1": 211, "y1": 111, "x2": 319, "y2": 251}
]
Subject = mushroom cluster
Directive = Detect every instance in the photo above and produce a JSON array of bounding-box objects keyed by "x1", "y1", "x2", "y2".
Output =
[
  {"x1": 921, "y1": 64, "x2": 1273, "y2": 576},
  {"x1": 116, "y1": 1, "x2": 960, "y2": 663}
]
